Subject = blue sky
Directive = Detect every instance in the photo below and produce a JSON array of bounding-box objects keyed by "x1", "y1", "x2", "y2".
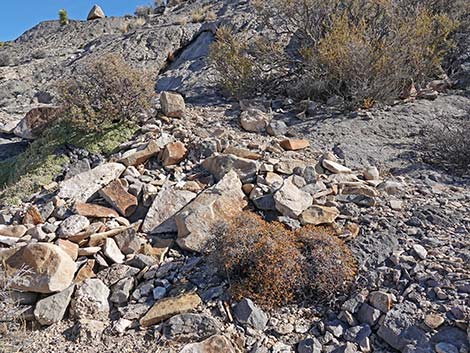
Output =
[{"x1": 0, "y1": 1, "x2": 153, "y2": 41}]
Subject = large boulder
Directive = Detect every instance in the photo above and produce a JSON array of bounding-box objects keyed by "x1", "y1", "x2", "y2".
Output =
[
  {"x1": 87, "y1": 5, "x2": 105, "y2": 20},
  {"x1": 6, "y1": 243, "x2": 76, "y2": 293},
  {"x1": 58, "y1": 163, "x2": 125, "y2": 202},
  {"x1": 13, "y1": 106, "x2": 61, "y2": 139},
  {"x1": 160, "y1": 91, "x2": 185, "y2": 118},
  {"x1": 142, "y1": 185, "x2": 197, "y2": 234},
  {"x1": 240, "y1": 109, "x2": 270, "y2": 133},
  {"x1": 175, "y1": 171, "x2": 247, "y2": 252}
]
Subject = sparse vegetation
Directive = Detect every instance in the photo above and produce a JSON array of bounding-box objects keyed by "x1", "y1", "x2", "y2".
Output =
[
  {"x1": 57, "y1": 54, "x2": 154, "y2": 132},
  {"x1": 420, "y1": 115, "x2": 470, "y2": 175},
  {"x1": 58, "y1": 9, "x2": 69, "y2": 26},
  {"x1": 210, "y1": 0, "x2": 463, "y2": 104},
  {"x1": 211, "y1": 212, "x2": 357, "y2": 308},
  {"x1": 191, "y1": 7, "x2": 217, "y2": 23}
]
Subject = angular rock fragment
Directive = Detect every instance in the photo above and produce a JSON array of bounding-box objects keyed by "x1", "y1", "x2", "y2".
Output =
[
  {"x1": 280, "y1": 139, "x2": 310, "y2": 151},
  {"x1": 240, "y1": 109, "x2": 270, "y2": 132},
  {"x1": 57, "y1": 215, "x2": 90, "y2": 238},
  {"x1": 99, "y1": 179, "x2": 138, "y2": 217},
  {"x1": 300, "y1": 205, "x2": 340, "y2": 225},
  {"x1": 87, "y1": 5, "x2": 105, "y2": 20},
  {"x1": 58, "y1": 163, "x2": 125, "y2": 202},
  {"x1": 0, "y1": 225, "x2": 27, "y2": 238},
  {"x1": 71, "y1": 279, "x2": 110, "y2": 320},
  {"x1": 119, "y1": 140, "x2": 160, "y2": 167},
  {"x1": 162, "y1": 141, "x2": 187, "y2": 166},
  {"x1": 233, "y1": 298, "x2": 268, "y2": 330},
  {"x1": 161, "y1": 91, "x2": 185, "y2": 118},
  {"x1": 274, "y1": 177, "x2": 312, "y2": 219},
  {"x1": 202, "y1": 153, "x2": 258, "y2": 183},
  {"x1": 142, "y1": 185, "x2": 197, "y2": 234},
  {"x1": 103, "y1": 238, "x2": 125, "y2": 264},
  {"x1": 34, "y1": 285, "x2": 75, "y2": 325},
  {"x1": 175, "y1": 171, "x2": 246, "y2": 252},
  {"x1": 75, "y1": 202, "x2": 119, "y2": 218},
  {"x1": 323, "y1": 160, "x2": 352, "y2": 174},
  {"x1": 140, "y1": 293, "x2": 201, "y2": 327}
]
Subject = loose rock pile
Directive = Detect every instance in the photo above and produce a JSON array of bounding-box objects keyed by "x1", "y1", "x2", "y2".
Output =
[{"x1": 1, "y1": 92, "x2": 469, "y2": 353}]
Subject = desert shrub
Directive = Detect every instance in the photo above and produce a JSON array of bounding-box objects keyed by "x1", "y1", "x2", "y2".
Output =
[
  {"x1": 135, "y1": 5, "x2": 154, "y2": 17},
  {"x1": 191, "y1": 7, "x2": 218, "y2": 23},
  {"x1": 57, "y1": 54, "x2": 154, "y2": 132},
  {"x1": 210, "y1": 0, "x2": 460, "y2": 104},
  {"x1": 420, "y1": 115, "x2": 470, "y2": 175},
  {"x1": 58, "y1": 9, "x2": 68, "y2": 26},
  {"x1": 211, "y1": 212, "x2": 357, "y2": 308},
  {"x1": 296, "y1": 226, "x2": 357, "y2": 301}
]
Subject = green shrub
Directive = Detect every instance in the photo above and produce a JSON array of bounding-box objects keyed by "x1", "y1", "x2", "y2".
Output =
[
  {"x1": 210, "y1": 212, "x2": 357, "y2": 308},
  {"x1": 56, "y1": 54, "x2": 154, "y2": 132},
  {"x1": 210, "y1": 0, "x2": 461, "y2": 105},
  {"x1": 58, "y1": 9, "x2": 68, "y2": 26}
]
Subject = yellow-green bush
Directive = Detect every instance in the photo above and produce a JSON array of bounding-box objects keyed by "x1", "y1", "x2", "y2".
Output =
[
  {"x1": 210, "y1": 0, "x2": 461, "y2": 104},
  {"x1": 58, "y1": 9, "x2": 68, "y2": 26}
]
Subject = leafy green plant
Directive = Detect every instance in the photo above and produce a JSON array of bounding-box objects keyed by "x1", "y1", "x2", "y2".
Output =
[{"x1": 58, "y1": 9, "x2": 69, "y2": 26}]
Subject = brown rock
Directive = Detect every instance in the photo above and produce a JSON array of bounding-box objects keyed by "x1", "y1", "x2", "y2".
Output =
[
  {"x1": 160, "y1": 91, "x2": 185, "y2": 118},
  {"x1": 75, "y1": 202, "x2": 119, "y2": 218},
  {"x1": 6, "y1": 243, "x2": 76, "y2": 293},
  {"x1": 99, "y1": 180, "x2": 138, "y2": 217},
  {"x1": 162, "y1": 141, "x2": 187, "y2": 166},
  {"x1": 224, "y1": 146, "x2": 262, "y2": 160},
  {"x1": 369, "y1": 291, "x2": 392, "y2": 313},
  {"x1": 140, "y1": 293, "x2": 201, "y2": 327},
  {"x1": 340, "y1": 182, "x2": 378, "y2": 198},
  {"x1": 119, "y1": 141, "x2": 160, "y2": 167},
  {"x1": 0, "y1": 225, "x2": 28, "y2": 238},
  {"x1": 23, "y1": 205, "x2": 44, "y2": 225},
  {"x1": 424, "y1": 314, "x2": 444, "y2": 329},
  {"x1": 74, "y1": 260, "x2": 96, "y2": 283},
  {"x1": 13, "y1": 106, "x2": 61, "y2": 139},
  {"x1": 280, "y1": 139, "x2": 310, "y2": 151},
  {"x1": 300, "y1": 205, "x2": 339, "y2": 225},
  {"x1": 56, "y1": 239, "x2": 79, "y2": 260}
]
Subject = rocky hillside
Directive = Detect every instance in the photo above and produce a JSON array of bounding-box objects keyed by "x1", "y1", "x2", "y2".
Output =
[{"x1": 0, "y1": 1, "x2": 469, "y2": 353}]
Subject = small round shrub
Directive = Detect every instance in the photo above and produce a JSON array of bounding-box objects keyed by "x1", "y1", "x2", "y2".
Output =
[{"x1": 211, "y1": 211, "x2": 357, "y2": 308}]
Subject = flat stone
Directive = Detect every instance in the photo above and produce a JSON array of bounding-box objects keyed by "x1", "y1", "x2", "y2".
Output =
[
  {"x1": 34, "y1": 285, "x2": 75, "y2": 325},
  {"x1": 57, "y1": 215, "x2": 90, "y2": 238},
  {"x1": 280, "y1": 139, "x2": 310, "y2": 151},
  {"x1": 300, "y1": 205, "x2": 339, "y2": 225},
  {"x1": 224, "y1": 146, "x2": 262, "y2": 160},
  {"x1": 424, "y1": 314, "x2": 444, "y2": 329},
  {"x1": 87, "y1": 4, "x2": 105, "y2": 20},
  {"x1": 160, "y1": 91, "x2": 185, "y2": 118},
  {"x1": 99, "y1": 179, "x2": 138, "y2": 217},
  {"x1": 163, "y1": 313, "x2": 220, "y2": 340},
  {"x1": 274, "y1": 177, "x2": 312, "y2": 219},
  {"x1": 175, "y1": 171, "x2": 247, "y2": 252},
  {"x1": 322, "y1": 160, "x2": 352, "y2": 174},
  {"x1": 162, "y1": 141, "x2": 187, "y2": 166},
  {"x1": 233, "y1": 298, "x2": 268, "y2": 330},
  {"x1": 103, "y1": 238, "x2": 125, "y2": 264},
  {"x1": 357, "y1": 303, "x2": 381, "y2": 326},
  {"x1": 0, "y1": 225, "x2": 27, "y2": 238},
  {"x1": 71, "y1": 279, "x2": 110, "y2": 320},
  {"x1": 75, "y1": 202, "x2": 119, "y2": 218},
  {"x1": 340, "y1": 183, "x2": 378, "y2": 197},
  {"x1": 96, "y1": 264, "x2": 140, "y2": 287},
  {"x1": 202, "y1": 153, "x2": 258, "y2": 183},
  {"x1": 114, "y1": 228, "x2": 141, "y2": 255},
  {"x1": 58, "y1": 163, "x2": 125, "y2": 202},
  {"x1": 179, "y1": 335, "x2": 238, "y2": 353},
  {"x1": 6, "y1": 243, "x2": 76, "y2": 293},
  {"x1": 142, "y1": 185, "x2": 197, "y2": 234},
  {"x1": 140, "y1": 293, "x2": 201, "y2": 327},
  {"x1": 119, "y1": 140, "x2": 160, "y2": 166},
  {"x1": 240, "y1": 109, "x2": 270, "y2": 132},
  {"x1": 77, "y1": 246, "x2": 101, "y2": 256}
]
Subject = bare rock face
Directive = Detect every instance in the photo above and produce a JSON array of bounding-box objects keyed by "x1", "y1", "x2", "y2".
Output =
[
  {"x1": 6, "y1": 243, "x2": 76, "y2": 293},
  {"x1": 160, "y1": 91, "x2": 186, "y2": 118},
  {"x1": 58, "y1": 163, "x2": 125, "y2": 202},
  {"x1": 142, "y1": 185, "x2": 197, "y2": 234},
  {"x1": 13, "y1": 106, "x2": 61, "y2": 139},
  {"x1": 179, "y1": 335, "x2": 239, "y2": 353},
  {"x1": 175, "y1": 171, "x2": 247, "y2": 252},
  {"x1": 87, "y1": 5, "x2": 106, "y2": 20}
]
